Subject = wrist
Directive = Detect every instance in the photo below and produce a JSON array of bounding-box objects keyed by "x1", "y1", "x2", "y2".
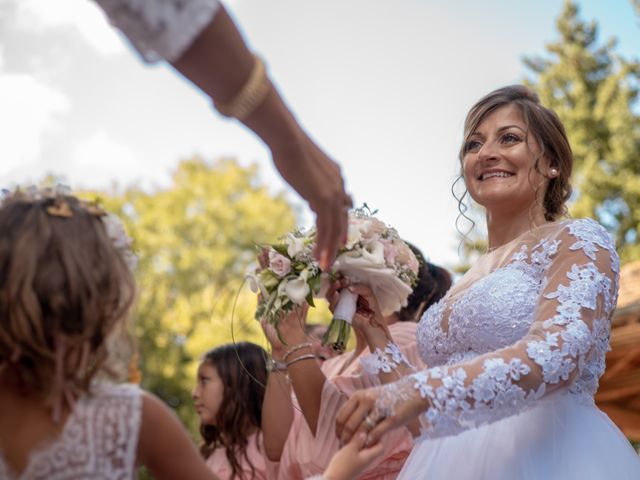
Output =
[
  {"x1": 364, "y1": 326, "x2": 392, "y2": 350},
  {"x1": 242, "y1": 87, "x2": 305, "y2": 156}
]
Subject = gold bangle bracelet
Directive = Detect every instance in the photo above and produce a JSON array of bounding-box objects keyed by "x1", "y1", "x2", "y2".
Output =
[{"x1": 214, "y1": 54, "x2": 271, "y2": 120}]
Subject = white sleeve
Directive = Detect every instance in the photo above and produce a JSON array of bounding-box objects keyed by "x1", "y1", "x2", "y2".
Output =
[
  {"x1": 376, "y1": 219, "x2": 619, "y2": 439},
  {"x1": 93, "y1": 0, "x2": 222, "y2": 63}
]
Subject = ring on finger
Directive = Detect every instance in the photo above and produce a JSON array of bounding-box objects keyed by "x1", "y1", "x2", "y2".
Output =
[{"x1": 364, "y1": 414, "x2": 377, "y2": 430}]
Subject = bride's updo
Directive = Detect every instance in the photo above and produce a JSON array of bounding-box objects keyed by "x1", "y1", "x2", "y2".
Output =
[{"x1": 459, "y1": 85, "x2": 573, "y2": 221}]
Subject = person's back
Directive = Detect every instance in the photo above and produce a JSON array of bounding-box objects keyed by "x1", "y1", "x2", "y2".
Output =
[{"x1": 0, "y1": 382, "x2": 141, "y2": 479}]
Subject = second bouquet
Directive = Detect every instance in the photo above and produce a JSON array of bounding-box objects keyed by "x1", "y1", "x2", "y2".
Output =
[{"x1": 322, "y1": 207, "x2": 419, "y2": 352}]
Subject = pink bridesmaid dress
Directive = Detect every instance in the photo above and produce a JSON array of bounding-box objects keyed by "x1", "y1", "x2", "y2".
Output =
[{"x1": 277, "y1": 321, "x2": 425, "y2": 479}]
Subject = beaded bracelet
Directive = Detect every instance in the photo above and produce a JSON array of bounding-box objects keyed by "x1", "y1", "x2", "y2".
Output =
[
  {"x1": 283, "y1": 342, "x2": 312, "y2": 362},
  {"x1": 214, "y1": 54, "x2": 271, "y2": 120},
  {"x1": 285, "y1": 353, "x2": 316, "y2": 368}
]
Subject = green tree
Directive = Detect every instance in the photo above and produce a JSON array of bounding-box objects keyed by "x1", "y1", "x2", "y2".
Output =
[
  {"x1": 90, "y1": 157, "x2": 301, "y2": 433},
  {"x1": 524, "y1": 0, "x2": 640, "y2": 262}
]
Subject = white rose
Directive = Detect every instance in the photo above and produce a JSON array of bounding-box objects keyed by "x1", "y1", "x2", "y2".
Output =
[
  {"x1": 346, "y1": 222, "x2": 362, "y2": 249},
  {"x1": 269, "y1": 250, "x2": 292, "y2": 277},
  {"x1": 286, "y1": 233, "x2": 306, "y2": 258}
]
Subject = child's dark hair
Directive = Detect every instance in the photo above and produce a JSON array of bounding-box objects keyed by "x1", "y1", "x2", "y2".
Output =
[
  {"x1": 398, "y1": 243, "x2": 452, "y2": 322},
  {"x1": 0, "y1": 191, "x2": 136, "y2": 418},
  {"x1": 199, "y1": 341, "x2": 267, "y2": 479}
]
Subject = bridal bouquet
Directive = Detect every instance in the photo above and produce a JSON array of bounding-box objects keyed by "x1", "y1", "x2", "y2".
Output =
[
  {"x1": 322, "y1": 207, "x2": 419, "y2": 352},
  {"x1": 247, "y1": 229, "x2": 326, "y2": 329}
]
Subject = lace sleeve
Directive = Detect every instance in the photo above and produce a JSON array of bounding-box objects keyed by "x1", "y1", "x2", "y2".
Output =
[
  {"x1": 93, "y1": 0, "x2": 222, "y2": 62},
  {"x1": 377, "y1": 219, "x2": 619, "y2": 439}
]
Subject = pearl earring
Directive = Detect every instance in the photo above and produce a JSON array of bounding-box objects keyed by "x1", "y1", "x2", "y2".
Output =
[{"x1": 549, "y1": 168, "x2": 559, "y2": 178}]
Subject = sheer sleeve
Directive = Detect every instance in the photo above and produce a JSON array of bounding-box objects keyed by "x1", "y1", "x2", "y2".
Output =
[
  {"x1": 378, "y1": 219, "x2": 619, "y2": 439},
  {"x1": 93, "y1": 0, "x2": 222, "y2": 62}
]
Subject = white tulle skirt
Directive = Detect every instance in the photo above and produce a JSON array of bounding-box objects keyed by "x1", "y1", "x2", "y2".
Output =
[{"x1": 398, "y1": 395, "x2": 640, "y2": 480}]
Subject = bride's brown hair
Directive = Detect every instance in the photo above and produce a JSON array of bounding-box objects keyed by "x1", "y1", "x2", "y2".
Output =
[
  {"x1": 0, "y1": 193, "x2": 136, "y2": 415},
  {"x1": 458, "y1": 85, "x2": 573, "y2": 222}
]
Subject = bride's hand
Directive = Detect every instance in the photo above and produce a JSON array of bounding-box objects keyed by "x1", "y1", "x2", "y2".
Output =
[{"x1": 335, "y1": 383, "x2": 426, "y2": 446}]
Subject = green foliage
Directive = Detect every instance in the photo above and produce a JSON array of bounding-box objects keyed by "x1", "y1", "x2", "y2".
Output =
[
  {"x1": 523, "y1": 0, "x2": 640, "y2": 263},
  {"x1": 87, "y1": 157, "x2": 301, "y2": 434}
]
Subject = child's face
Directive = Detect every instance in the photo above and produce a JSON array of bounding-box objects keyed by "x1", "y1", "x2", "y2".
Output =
[{"x1": 192, "y1": 361, "x2": 224, "y2": 425}]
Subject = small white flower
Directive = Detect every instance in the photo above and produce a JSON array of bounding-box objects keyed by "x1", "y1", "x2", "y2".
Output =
[
  {"x1": 285, "y1": 274, "x2": 311, "y2": 305},
  {"x1": 286, "y1": 233, "x2": 306, "y2": 258}
]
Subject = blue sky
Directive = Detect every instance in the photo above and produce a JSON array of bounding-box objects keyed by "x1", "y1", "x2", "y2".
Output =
[{"x1": 1, "y1": 0, "x2": 638, "y2": 269}]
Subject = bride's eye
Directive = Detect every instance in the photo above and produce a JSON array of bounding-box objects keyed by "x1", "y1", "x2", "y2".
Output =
[
  {"x1": 464, "y1": 139, "x2": 482, "y2": 153},
  {"x1": 500, "y1": 133, "x2": 521, "y2": 144}
]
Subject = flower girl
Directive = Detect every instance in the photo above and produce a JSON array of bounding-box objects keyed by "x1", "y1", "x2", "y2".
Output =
[{"x1": 0, "y1": 188, "x2": 219, "y2": 479}]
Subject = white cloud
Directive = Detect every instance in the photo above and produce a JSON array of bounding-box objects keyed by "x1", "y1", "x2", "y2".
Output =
[
  {"x1": 68, "y1": 130, "x2": 158, "y2": 188},
  {"x1": 14, "y1": 0, "x2": 125, "y2": 56},
  {"x1": 0, "y1": 69, "x2": 71, "y2": 178}
]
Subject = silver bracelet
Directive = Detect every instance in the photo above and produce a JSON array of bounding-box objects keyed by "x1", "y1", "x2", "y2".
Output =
[
  {"x1": 285, "y1": 353, "x2": 316, "y2": 368},
  {"x1": 283, "y1": 342, "x2": 312, "y2": 362},
  {"x1": 266, "y1": 357, "x2": 287, "y2": 372}
]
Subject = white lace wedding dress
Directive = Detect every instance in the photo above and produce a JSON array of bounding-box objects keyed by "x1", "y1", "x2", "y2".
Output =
[{"x1": 389, "y1": 218, "x2": 640, "y2": 479}]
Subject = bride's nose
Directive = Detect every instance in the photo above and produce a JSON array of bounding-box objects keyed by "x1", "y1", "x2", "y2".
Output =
[{"x1": 477, "y1": 138, "x2": 499, "y2": 163}]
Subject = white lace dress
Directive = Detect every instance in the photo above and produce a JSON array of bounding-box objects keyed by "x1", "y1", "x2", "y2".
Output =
[
  {"x1": 390, "y1": 219, "x2": 640, "y2": 479},
  {"x1": 0, "y1": 383, "x2": 142, "y2": 480}
]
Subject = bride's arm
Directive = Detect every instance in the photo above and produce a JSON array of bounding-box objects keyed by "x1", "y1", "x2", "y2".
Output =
[{"x1": 336, "y1": 220, "x2": 619, "y2": 444}]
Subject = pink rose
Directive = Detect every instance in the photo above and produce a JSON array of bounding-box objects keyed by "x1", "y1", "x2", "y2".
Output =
[
  {"x1": 268, "y1": 250, "x2": 291, "y2": 277},
  {"x1": 382, "y1": 239, "x2": 397, "y2": 265}
]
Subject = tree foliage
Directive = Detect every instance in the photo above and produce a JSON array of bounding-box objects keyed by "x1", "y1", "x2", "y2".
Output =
[
  {"x1": 89, "y1": 157, "x2": 303, "y2": 432},
  {"x1": 524, "y1": 0, "x2": 640, "y2": 262}
]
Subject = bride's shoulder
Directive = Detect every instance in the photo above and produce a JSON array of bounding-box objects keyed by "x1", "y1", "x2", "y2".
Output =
[{"x1": 549, "y1": 218, "x2": 613, "y2": 244}]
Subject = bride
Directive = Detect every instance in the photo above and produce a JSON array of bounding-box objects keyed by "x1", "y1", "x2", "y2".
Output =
[{"x1": 335, "y1": 85, "x2": 640, "y2": 479}]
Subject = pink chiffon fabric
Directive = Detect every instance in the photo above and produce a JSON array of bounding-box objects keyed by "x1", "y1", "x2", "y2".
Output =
[
  {"x1": 277, "y1": 321, "x2": 425, "y2": 479},
  {"x1": 205, "y1": 432, "x2": 277, "y2": 480}
]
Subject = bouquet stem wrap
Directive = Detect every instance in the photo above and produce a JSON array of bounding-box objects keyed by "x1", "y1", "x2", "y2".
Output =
[{"x1": 322, "y1": 289, "x2": 357, "y2": 352}]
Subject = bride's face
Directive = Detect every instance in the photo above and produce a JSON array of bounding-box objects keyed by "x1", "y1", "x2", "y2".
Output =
[{"x1": 462, "y1": 104, "x2": 550, "y2": 218}]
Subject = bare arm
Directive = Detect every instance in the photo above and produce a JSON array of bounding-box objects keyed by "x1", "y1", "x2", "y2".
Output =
[
  {"x1": 137, "y1": 392, "x2": 219, "y2": 480},
  {"x1": 260, "y1": 327, "x2": 294, "y2": 461},
  {"x1": 262, "y1": 309, "x2": 327, "y2": 436},
  {"x1": 171, "y1": 7, "x2": 349, "y2": 270}
]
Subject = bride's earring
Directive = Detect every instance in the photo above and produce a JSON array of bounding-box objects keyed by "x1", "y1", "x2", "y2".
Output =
[{"x1": 549, "y1": 168, "x2": 559, "y2": 178}]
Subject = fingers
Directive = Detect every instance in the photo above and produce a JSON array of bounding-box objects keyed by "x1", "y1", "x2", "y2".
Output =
[
  {"x1": 338, "y1": 403, "x2": 371, "y2": 445},
  {"x1": 365, "y1": 415, "x2": 396, "y2": 447},
  {"x1": 358, "y1": 436, "x2": 385, "y2": 464},
  {"x1": 335, "y1": 395, "x2": 360, "y2": 440}
]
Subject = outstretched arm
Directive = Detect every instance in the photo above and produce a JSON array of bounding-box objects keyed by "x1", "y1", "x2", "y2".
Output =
[{"x1": 94, "y1": 0, "x2": 349, "y2": 270}]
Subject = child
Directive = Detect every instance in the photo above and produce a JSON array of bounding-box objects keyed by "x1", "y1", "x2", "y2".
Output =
[
  {"x1": 0, "y1": 188, "x2": 219, "y2": 479},
  {"x1": 193, "y1": 342, "x2": 270, "y2": 479}
]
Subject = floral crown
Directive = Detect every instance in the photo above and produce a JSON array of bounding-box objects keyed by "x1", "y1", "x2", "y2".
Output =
[{"x1": 0, "y1": 185, "x2": 137, "y2": 271}]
